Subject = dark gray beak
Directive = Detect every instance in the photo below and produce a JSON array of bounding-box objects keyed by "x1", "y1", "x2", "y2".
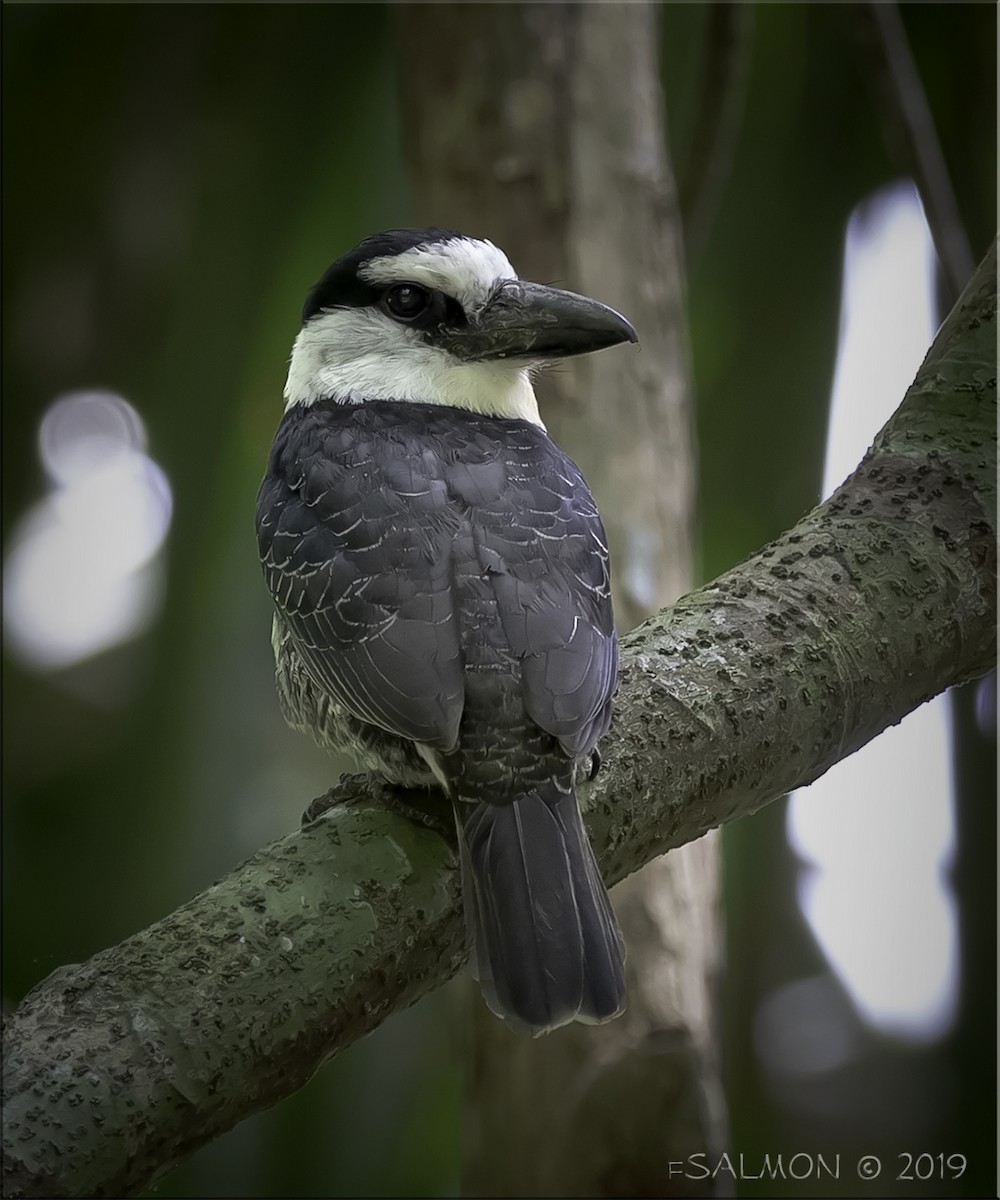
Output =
[{"x1": 440, "y1": 280, "x2": 638, "y2": 362}]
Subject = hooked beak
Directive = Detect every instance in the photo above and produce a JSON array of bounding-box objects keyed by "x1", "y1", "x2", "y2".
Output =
[{"x1": 440, "y1": 280, "x2": 638, "y2": 362}]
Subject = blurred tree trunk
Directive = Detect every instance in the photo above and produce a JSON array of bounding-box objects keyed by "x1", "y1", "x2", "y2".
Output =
[{"x1": 395, "y1": 4, "x2": 726, "y2": 1193}]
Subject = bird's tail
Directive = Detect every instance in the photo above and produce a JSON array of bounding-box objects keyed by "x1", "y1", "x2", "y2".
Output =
[{"x1": 457, "y1": 782, "x2": 626, "y2": 1035}]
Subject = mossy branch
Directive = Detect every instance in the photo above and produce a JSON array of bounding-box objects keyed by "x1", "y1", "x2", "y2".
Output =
[{"x1": 3, "y1": 243, "x2": 995, "y2": 1199}]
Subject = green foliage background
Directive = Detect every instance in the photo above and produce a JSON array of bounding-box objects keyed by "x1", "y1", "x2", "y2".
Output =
[{"x1": 3, "y1": 5, "x2": 995, "y2": 1196}]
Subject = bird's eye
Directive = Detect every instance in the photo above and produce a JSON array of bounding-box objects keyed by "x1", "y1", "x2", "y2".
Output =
[{"x1": 384, "y1": 284, "x2": 431, "y2": 321}]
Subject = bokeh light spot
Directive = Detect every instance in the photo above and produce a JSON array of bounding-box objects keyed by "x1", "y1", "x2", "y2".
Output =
[
  {"x1": 4, "y1": 391, "x2": 172, "y2": 671},
  {"x1": 788, "y1": 181, "x2": 957, "y2": 1042}
]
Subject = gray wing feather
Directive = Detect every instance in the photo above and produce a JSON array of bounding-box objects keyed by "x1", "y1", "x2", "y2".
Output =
[
  {"x1": 258, "y1": 406, "x2": 616, "y2": 762},
  {"x1": 258, "y1": 437, "x2": 465, "y2": 751},
  {"x1": 477, "y1": 440, "x2": 618, "y2": 759}
]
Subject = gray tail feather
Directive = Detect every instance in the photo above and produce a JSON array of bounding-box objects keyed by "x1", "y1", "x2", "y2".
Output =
[{"x1": 458, "y1": 783, "x2": 626, "y2": 1035}]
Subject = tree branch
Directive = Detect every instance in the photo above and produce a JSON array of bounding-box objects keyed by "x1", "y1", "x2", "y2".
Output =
[
  {"x1": 855, "y1": 1, "x2": 976, "y2": 302},
  {"x1": 677, "y1": 2, "x2": 753, "y2": 267},
  {"x1": 3, "y1": 242, "x2": 995, "y2": 1199}
]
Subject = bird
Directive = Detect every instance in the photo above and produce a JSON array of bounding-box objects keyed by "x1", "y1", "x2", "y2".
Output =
[{"x1": 256, "y1": 228, "x2": 637, "y2": 1035}]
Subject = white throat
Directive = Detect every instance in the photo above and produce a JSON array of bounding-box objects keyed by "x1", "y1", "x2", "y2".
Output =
[{"x1": 283, "y1": 310, "x2": 543, "y2": 427}]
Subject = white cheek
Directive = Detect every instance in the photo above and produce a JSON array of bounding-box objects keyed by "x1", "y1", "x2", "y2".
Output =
[{"x1": 283, "y1": 312, "x2": 543, "y2": 428}]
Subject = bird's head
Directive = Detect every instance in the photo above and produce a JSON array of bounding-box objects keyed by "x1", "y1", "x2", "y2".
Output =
[{"x1": 284, "y1": 229, "x2": 637, "y2": 426}]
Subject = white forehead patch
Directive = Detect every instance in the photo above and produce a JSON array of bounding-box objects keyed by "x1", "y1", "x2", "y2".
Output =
[{"x1": 359, "y1": 237, "x2": 517, "y2": 313}]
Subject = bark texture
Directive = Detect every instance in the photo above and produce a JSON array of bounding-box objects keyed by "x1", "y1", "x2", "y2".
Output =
[
  {"x1": 2, "y1": 241, "x2": 995, "y2": 1200},
  {"x1": 393, "y1": 3, "x2": 722, "y2": 1192}
]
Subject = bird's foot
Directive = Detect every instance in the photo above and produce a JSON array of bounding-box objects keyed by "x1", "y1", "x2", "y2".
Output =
[
  {"x1": 380, "y1": 783, "x2": 456, "y2": 844},
  {"x1": 300, "y1": 773, "x2": 382, "y2": 826},
  {"x1": 301, "y1": 775, "x2": 454, "y2": 842},
  {"x1": 301, "y1": 788, "x2": 340, "y2": 827}
]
